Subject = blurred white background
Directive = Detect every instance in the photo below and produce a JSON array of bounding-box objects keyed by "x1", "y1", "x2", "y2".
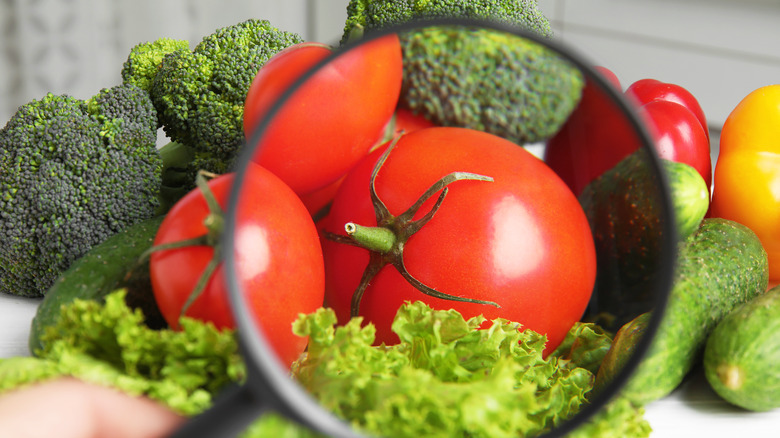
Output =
[
  {"x1": 1, "y1": 0, "x2": 779, "y2": 130},
  {"x1": 537, "y1": 0, "x2": 780, "y2": 132}
]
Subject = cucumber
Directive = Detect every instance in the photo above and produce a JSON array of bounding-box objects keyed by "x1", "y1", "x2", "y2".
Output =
[
  {"x1": 594, "y1": 218, "x2": 768, "y2": 405},
  {"x1": 664, "y1": 159, "x2": 710, "y2": 240},
  {"x1": 578, "y1": 149, "x2": 709, "y2": 329},
  {"x1": 29, "y1": 215, "x2": 166, "y2": 355},
  {"x1": 704, "y1": 285, "x2": 780, "y2": 411}
]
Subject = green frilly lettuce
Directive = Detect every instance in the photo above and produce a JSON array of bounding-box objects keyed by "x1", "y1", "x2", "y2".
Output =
[
  {"x1": 565, "y1": 396, "x2": 652, "y2": 438},
  {"x1": 550, "y1": 321, "x2": 614, "y2": 375},
  {"x1": 0, "y1": 290, "x2": 650, "y2": 437},
  {"x1": 289, "y1": 302, "x2": 593, "y2": 438},
  {"x1": 0, "y1": 290, "x2": 244, "y2": 415}
]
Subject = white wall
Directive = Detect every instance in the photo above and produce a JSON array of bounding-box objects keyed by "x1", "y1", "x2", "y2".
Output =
[
  {"x1": 536, "y1": 0, "x2": 780, "y2": 129},
  {"x1": 2, "y1": 0, "x2": 778, "y2": 130},
  {"x1": 0, "y1": 0, "x2": 344, "y2": 124}
]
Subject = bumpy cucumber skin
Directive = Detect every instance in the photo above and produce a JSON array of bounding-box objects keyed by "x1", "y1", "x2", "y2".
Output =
[
  {"x1": 578, "y1": 149, "x2": 668, "y2": 328},
  {"x1": 704, "y1": 285, "x2": 780, "y2": 411},
  {"x1": 598, "y1": 218, "x2": 768, "y2": 405},
  {"x1": 663, "y1": 160, "x2": 709, "y2": 241},
  {"x1": 29, "y1": 215, "x2": 164, "y2": 355},
  {"x1": 579, "y1": 150, "x2": 707, "y2": 330}
]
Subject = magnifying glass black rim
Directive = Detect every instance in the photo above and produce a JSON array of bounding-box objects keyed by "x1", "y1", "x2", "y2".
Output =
[{"x1": 224, "y1": 16, "x2": 677, "y2": 438}]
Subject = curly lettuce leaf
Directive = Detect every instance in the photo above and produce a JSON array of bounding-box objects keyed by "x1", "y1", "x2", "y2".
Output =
[
  {"x1": 565, "y1": 396, "x2": 651, "y2": 438},
  {"x1": 240, "y1": 413, "x2": 325, "y2": 438},
  {"x1": 0, "y1": 290, "x2": 638, "y2": 438},
  {"x1": 291, "y1": 301, "x2": 593, "y2": 438},
  {"x1": 550, "y1": 321, "x2": 614, "y2": 375},
  {"x1": 0, "y1": 289, "x2": 244, "y2": 415}
]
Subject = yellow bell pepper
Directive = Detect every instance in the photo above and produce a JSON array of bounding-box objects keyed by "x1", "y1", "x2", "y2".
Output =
[{"x1": 711, "y1": 84, "x2": 780, "y2": 282}]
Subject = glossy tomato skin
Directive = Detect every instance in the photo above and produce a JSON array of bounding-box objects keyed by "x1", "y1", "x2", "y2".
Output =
[
  {"x1": 299, "y1": 108, "x2": 436, "y2": 217},
  {"x1": 150, "y1": 164, "x2": 325, "y2": 367},
  {"x1": 321, "y1": 127, "x2": 597, "y2": 355},
  {"x1": 245, "y1": 35, "x2": 403, "y2": 196},
  {"x1": 637, "y1": 100, "x2": 712, "y2": 190},
  {"x1": 243, "y1": 42, "x2": 331, "y2": 136}
]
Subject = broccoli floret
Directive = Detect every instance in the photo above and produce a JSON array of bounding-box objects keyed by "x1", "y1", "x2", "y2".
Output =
[
  {"x1": 399, "y1": 26, "x2": 584, "y2": 145},
  {"x1": 0, "y1": 84, "x2": 162, "y2": 297},
  {"x1": 121, "y1": 38, "x2": 190, "y2": 94},
  {"x1": 341, "y1": 0, "x2": 553, "y2": 45},
  {"x1": 147, "y1": 19, "x2": 303, "y2": 186}
]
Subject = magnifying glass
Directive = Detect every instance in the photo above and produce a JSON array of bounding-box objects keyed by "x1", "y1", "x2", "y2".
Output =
[{"x1": 168, "y1": 17, "x2": 676, "y2": 438}]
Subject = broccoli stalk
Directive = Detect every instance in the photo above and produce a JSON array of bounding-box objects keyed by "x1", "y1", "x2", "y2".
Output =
[{"x1": 0, "y1": 84, "x2": 163, "y2": 297}]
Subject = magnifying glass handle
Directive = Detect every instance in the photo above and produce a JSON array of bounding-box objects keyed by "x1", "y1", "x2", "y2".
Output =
[{"x1": 167, "y1": 383, "x2": 266, "y2": 438}]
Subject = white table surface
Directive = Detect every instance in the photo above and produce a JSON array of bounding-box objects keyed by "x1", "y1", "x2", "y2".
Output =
[{"x1": 1, "y1": 292, "x2": 779, "y2": 436}]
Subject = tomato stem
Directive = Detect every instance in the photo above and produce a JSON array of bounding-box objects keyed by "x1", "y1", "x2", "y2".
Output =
[
  {"x1": 344, "y1": 222, "x2": 396, "y2": 254},
  {"x1": 195, "y1": 170, "x2": 224, "y2": 217},
  {"x1": 135, "y1": 170, "x2": 226, "y2": 323},
  {"x1": 327, "y1": 135, "x2": 500, "y2": 318},
  {"x1": 179, "y1": 247, "x2": 221, "y2": 318}
]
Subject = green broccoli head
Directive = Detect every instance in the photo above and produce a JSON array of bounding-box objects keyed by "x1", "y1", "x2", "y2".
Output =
[
  {"x1": 121, "y1": 38, "x2": 190, "y2": 94},
  {"x1": 399, "y1": 26, "x2": 584, "y2": 145},
  {"x1": 0, "y1": 84, "x2": 162, "y2": 297},
  {"x1": 341, "y1": 0, "x2": 553, "y2": 45},
  {"x1": 148, "y1": 19, "x2": 303, "y2": 181}
]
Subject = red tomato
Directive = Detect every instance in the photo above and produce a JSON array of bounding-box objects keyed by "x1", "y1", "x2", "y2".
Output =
[
  {"x1": 390, "y1": 107, "x2": 436, "y2": 136},
  {"x1": 150, "y1": 164, "x2": 325, "y2": 367},
  {"x1": 244, "y1": 35, "x2": 403, "y2": 196},
  {"x1": 321, "y1": 127, "x2": 597, "y2": 355},
  {"x1": 298, "y1": 175, "x2": 346, "y2": 217},
  {"x1": 301, "y1": 107, "x2": 436, "y2": 217},
  {"x1": 637, "y1": 100, "x2": 712, "y2": 190},
  {"x1": 243, "y1": 42, "x2": 331, "y2": 136},
  {"x1": 625, "y1": 78, "x2": 709, "y2": 141},
  {"x1": 544, "y1": 66, "x2": 642, "y2": 196}
]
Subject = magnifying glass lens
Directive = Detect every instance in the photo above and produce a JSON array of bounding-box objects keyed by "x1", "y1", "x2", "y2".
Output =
[{"x1": 217, "y1": 19, "x2": 675, "y2": 438}]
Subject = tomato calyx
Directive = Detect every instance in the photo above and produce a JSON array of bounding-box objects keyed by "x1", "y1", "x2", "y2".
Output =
[
  {"x1": 325, "y1": 137, "x2": 501, "y2": 317},
  {"x1": 141, "y1": 170, "x2": 224, "y2": 318}
]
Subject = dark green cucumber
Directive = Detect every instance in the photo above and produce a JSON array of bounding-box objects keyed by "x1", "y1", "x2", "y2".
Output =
[
  {"x1": 595, "y1": 218, "x2": 768, "y2": 405},
  {"x1": 578, "y1": 149, "x2": 709, "y2": 329},
  {"x1": 29, "y1": 215, "x2": 166, "y2": 355},
  {"x1": 704, "y1": 285, "x2": 780, "y2": 411}
]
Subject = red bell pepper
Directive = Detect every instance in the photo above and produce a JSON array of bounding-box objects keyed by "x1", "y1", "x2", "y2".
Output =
[
  {"x1": 626, "y1": 79, "x2": 712, "y2": 191},
  {"x1": 625, "y1": 78, "x2": 709, "y2": 142},
  {"x1": 634, "y1": 99, "x2": 712, "y2": 191},
  {"x1": 546, "y1": 73, "x2": 712, "y2": 195},
  {"x1": 544, "y1": 66, "x2": 642, "y2": 196}
]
